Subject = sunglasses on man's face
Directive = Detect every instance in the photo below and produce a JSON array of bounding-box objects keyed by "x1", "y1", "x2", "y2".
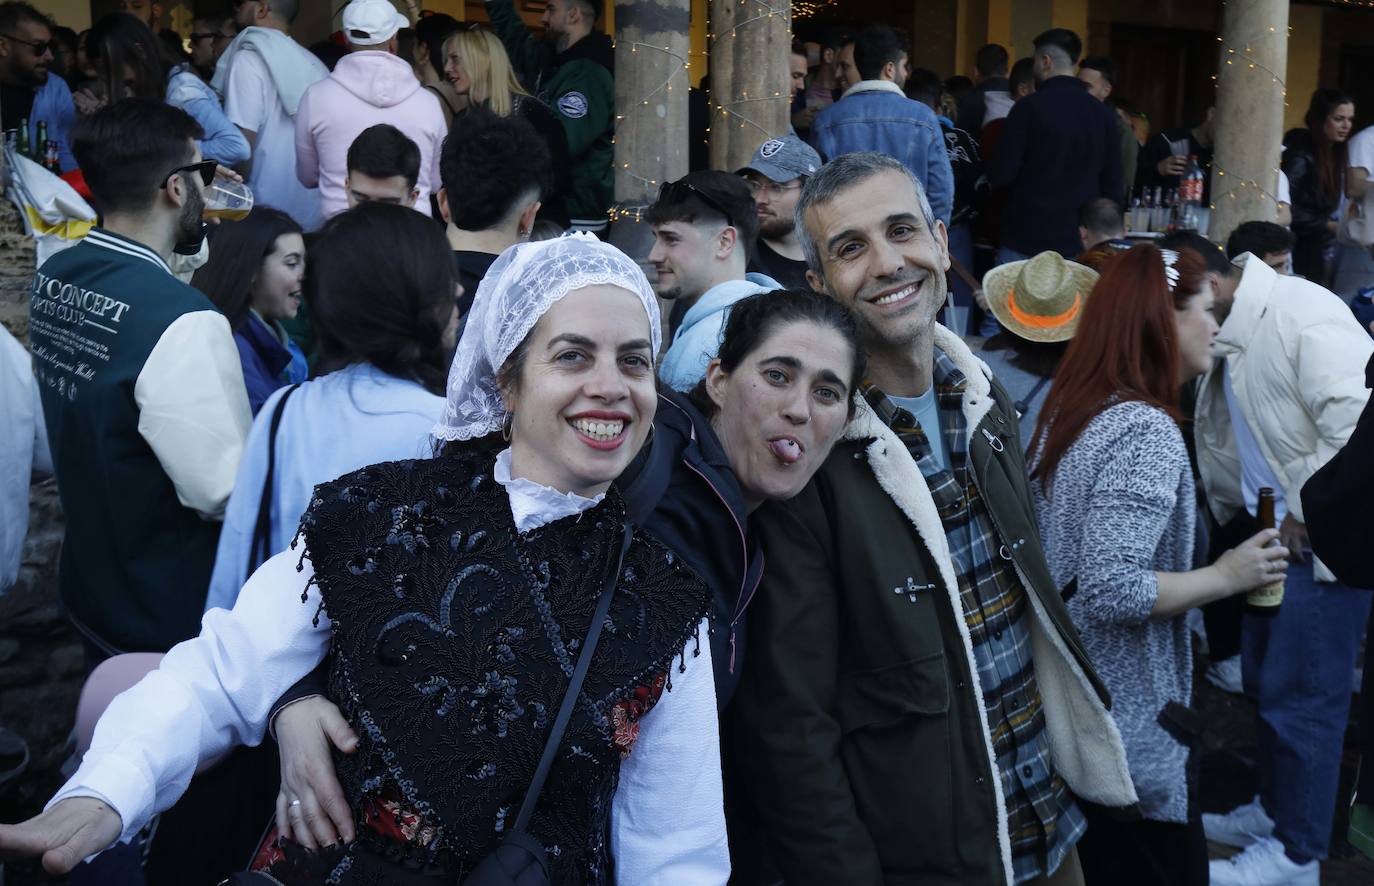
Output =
[
  {"x1": 164, "y1": 159, "x2": 218, "y2": 189},
  {"x1": 657, "y1": 180, "x2": 736, "y2": 229},
  {"x1": 3, "y1": 34, "x2": 55, "y2": 56}
]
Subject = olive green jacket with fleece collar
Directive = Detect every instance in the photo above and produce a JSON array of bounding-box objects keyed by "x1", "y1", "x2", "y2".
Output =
[{"x1": 733, "y1": 325, "x2": 1136, "y2": 886}]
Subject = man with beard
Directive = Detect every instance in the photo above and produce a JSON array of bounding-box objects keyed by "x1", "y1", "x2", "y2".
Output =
[
  {"x1": 650, "y1": 170, "x2": 779, "y2": 390},
  {"x1": 26, "y1": 99, "x2": 250, "y2": 673},
  {"x1": 117, "y1": 0, "x2": 161, "y2": 29},
  {"x1": 485, "y1": 0, "x2": 613, "y2": 234},
  {"x1": 733, "y1": 152, "x2": 1136, "y2": 885},
  {"x1": 810, "y1": 24, "x2": 954, "y2": 226},
  {"x1": 738, "y1": 133, "x2": 818, "y2": 290},
  {"x1": 189, "y1": 15, "x2": 235, "y2": 81},
  {"x1": 0, "y1": 2, "x2": 76, "y2": 171}
]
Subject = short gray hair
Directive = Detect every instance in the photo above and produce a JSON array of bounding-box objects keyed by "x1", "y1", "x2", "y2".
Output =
[{"x1": 794, "y1": 152, "x2": 937, "y2": 278}]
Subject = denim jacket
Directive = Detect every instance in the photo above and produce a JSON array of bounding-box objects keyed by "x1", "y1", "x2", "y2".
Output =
[
  {"x1": 167, "y1": 64, "x2": 251, "y2": 167},
  {"x1": 810, "y1": 80, "x2": 954, "y2": 225}
]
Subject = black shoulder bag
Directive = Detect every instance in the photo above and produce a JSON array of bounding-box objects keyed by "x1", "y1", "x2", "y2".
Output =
[
  {"x1": 462, "y1": 522, "x2": 634, "y2": 885},
  {"x1": 246, "y1": 384, "x2": 299, "y2": 578}
]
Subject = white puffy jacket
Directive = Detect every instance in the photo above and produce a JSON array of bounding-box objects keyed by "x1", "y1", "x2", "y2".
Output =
[{"x1": 1195, "y1": 254, "x2": 1373, "y2": 582}]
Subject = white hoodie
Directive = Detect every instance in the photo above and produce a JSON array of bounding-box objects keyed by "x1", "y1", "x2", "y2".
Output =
[{"x1": 294, "y1": 50, "x2": 446, "y2": 218}]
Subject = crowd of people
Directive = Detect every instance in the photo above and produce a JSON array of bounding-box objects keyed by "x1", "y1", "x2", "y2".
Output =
[{"x1": 1, "y1": 3, "x2": 1373, "y2": 886}]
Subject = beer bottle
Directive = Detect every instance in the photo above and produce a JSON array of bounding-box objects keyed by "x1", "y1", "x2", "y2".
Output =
[
  {"x1": 17, "y1": 119, "x2": 30, "y2": 160},
  {"x1": 35, "y1": 120, "x2": 46, "y2": 163},
  {"x1": 43, "y1": 140, "x2": 60, "y2": 173},
  {"x1": 1246, "y1": 487, "x2": 1284, "y2": 614}
]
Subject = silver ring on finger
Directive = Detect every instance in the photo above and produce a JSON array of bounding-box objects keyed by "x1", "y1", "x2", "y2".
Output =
[{"x1": 289, "y1": 799, "x2": 303, "y2": 810}]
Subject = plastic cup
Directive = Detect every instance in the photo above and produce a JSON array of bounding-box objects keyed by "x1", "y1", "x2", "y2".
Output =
[{"x1": 203, "y1": 177, "x2": 253, "y2": 222}]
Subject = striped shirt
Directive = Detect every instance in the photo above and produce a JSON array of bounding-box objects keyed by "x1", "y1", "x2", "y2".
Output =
[{"x1": 863, "y1": 350, "x2": 1085, "y2": 883}]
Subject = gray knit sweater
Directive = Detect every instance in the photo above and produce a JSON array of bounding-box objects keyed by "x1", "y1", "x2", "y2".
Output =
[{"x1": 1031, "y1": 400, "x2": 1196, "y2": 823}]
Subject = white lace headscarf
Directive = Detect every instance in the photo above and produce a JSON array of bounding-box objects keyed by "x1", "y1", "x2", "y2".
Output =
[{"x1": 433, "y1": 232, "x2": 662, "y2": 442}]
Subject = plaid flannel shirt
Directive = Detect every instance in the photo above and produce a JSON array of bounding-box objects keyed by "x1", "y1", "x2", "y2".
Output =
[{"x1": 863, "y1": 350, "x2": 1084, "y2": 883}]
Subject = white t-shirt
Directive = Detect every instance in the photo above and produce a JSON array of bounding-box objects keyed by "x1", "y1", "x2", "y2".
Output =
[
  {"x1": 1222, "y1": 367, "x2": 1287, "y2": 525},
  {"x1": 224, "y1": 50, "x2": 322, "y2": 231},
  {"x1": 1348, "y1": 126, "x2": 1374, "y2": 175}
]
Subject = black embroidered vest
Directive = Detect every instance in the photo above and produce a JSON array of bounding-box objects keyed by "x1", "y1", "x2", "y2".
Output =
[{"x1": 293, "y1": 451, "x2": 710, "y2": 884}]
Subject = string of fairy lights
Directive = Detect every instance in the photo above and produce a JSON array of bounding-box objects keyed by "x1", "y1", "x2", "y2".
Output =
[
  {"x1": 707, "y1": 0, "x2": 793, "y2": 145},
  {"x1": 1208, "y1": 24, "x2": 1288, "y2": 214},
  {"x1": 606, "y1": 0, "x2": 1297, "y2": 225},
  {"x1": 609, "y1": 0, "x2": 814, "y2": 223}
]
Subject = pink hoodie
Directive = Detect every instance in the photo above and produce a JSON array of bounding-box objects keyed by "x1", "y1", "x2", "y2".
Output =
[{"x1": 294, "y1": 51, "x2": 445, "y2": 219}]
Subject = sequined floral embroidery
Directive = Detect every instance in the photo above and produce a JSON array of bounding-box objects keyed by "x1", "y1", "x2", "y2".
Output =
[
  {"x1": 610, "y1": 672, "x2": 667, "y2": 759},
  {"x1": 364, "y1": 789, "x2": 439, "y2": 847},
  {"x1": 300, "y1": 452, "x2": 711, "y2": 885}
]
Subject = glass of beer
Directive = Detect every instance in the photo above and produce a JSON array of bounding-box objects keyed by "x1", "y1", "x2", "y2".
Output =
[{"x1": 203, "y1": 177, "x2": 253, "y2": 222}]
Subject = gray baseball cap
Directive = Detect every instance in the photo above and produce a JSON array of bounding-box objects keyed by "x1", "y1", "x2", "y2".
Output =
[{"x1": 737, "y1": 134, "x2": 822, "y2": 183}]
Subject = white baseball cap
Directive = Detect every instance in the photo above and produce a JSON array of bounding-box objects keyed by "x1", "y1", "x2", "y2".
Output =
[{"x1": 342, "y1": 0, "x2": 409, "y2": 46}]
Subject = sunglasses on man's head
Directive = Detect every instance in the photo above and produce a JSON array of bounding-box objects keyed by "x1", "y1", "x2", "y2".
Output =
[
  {"x1": 657, "y1": 180, "x2": 735, "y2": 229},
  {"x1": 164, "y1": 159, "x2": 218, "y2": 189}
]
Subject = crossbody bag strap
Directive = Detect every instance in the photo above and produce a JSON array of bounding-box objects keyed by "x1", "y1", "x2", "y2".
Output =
[
  {"x1": 246, "y1": 384, "x2": 300, "y2": 578},
  {"x1": 510, "y1": 522, "x2": 634, "y2": 834},
  {"x1": 1014, "y1": 375, "x2": 1052, "y2": 418}
]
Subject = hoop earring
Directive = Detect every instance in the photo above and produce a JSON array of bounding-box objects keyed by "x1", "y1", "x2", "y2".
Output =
[{"x1": 501, "y1": 413, "x2": 513, "y2": 442}]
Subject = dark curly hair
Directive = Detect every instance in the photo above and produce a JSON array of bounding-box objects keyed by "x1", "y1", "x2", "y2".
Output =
[{"x1": 440, "y1": 108, "x2": 552, "y2": 231}]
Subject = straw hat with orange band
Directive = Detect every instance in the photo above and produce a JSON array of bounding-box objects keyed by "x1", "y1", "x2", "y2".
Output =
[{"x1": 981, "y1": 251, "x2": 1100, "y2": 343}]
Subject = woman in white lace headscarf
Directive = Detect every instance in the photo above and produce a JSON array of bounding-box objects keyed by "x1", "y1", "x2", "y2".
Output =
[{"x1": 8, "y1": 234, "x2": 730, "y2": 885}]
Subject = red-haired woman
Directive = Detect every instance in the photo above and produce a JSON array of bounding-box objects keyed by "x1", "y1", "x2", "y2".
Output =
[{"x1": 1028, "y1": 244, "x2": 1288, "y2": 885}]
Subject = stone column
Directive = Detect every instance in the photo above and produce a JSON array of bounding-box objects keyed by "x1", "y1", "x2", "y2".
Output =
[
  {"x1": 608, "y1": 0, "x2": 692, "y2": 257},
  {"x1": 708, "y1": 0, "x2": 791, "y2": 172},
  {"x1": 1209, "y1": 0, "x2": 1288, "y2": 243}
]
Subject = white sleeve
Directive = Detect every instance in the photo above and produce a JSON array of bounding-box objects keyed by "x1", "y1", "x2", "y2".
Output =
[
  {"x1": 611, "y1": 619, "x2": 729, "y2": 885},
  {"x1": 1278, "y1": 169, "x2": 1291, "y2": 206},
  {"x1": 294, "y1": 87, "x2": 319, "y2": 189},
  {"x1": 47, "y1": 549, "x2": 330, "y2": 847},
  {"x1": 223, "y1": 51, "x2": 269, "y2": 134},
  {"x1": 134, "y1": 310, "x2": 251, "y2": 519},
  {"x1": 1349, "y1": 130, "x2": 1374, "y2": 175}
]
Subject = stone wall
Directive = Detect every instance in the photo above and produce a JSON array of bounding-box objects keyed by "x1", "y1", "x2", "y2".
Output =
[{"x1": 0, "y1": 195, "x2": 35, "y2": 340}]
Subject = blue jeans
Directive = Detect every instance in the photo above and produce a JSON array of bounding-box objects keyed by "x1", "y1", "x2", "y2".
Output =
[
  {"x1": 944, "y1": 224, "x2": 975, "y2": 335},
  {"x1": 1332, "y1": 241, "x2": 1374, "y2": 304},
  {"x1": 1242, "y1": 558, "x2": 1372, "y2": 861}
]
